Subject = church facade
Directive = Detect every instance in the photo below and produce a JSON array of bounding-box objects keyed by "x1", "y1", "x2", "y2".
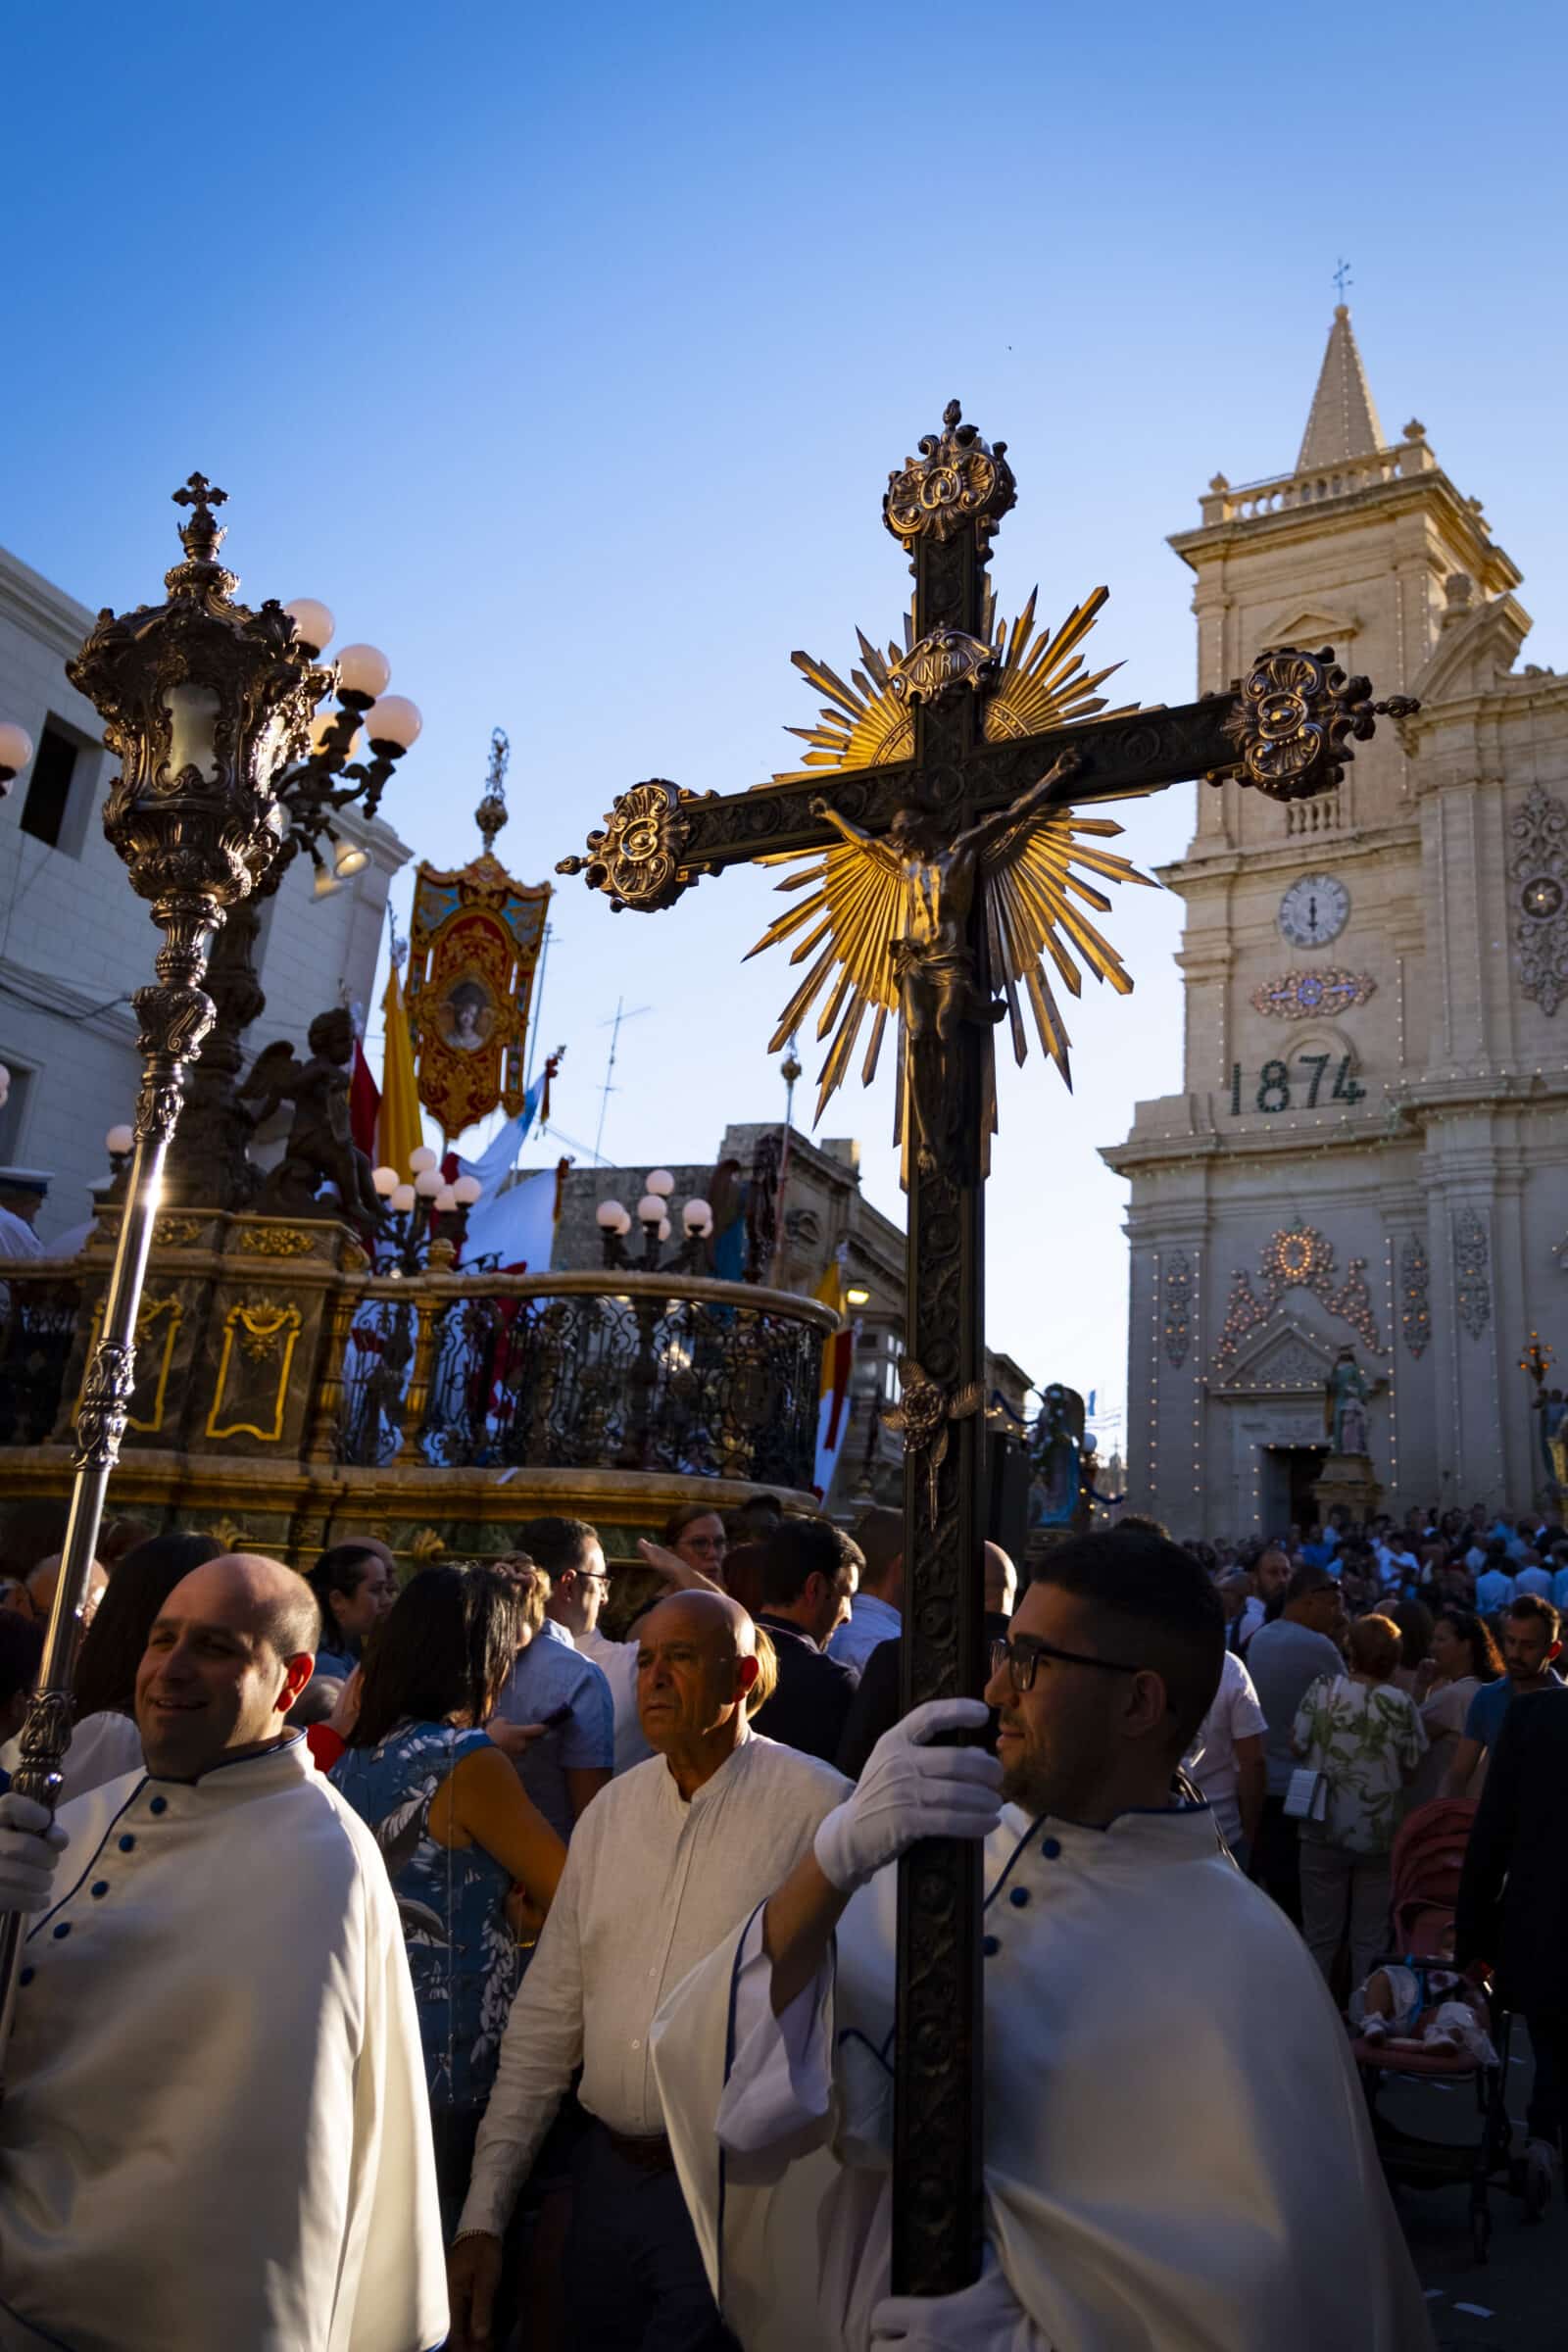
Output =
[{"x1": 1103, "y1": 310, "x2": 1568, "y2": 1540}]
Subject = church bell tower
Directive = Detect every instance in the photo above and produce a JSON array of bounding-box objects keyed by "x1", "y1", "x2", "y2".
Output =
[{"x1": 1105, "y1": 309, "x2": 1568, "y2": 1538}]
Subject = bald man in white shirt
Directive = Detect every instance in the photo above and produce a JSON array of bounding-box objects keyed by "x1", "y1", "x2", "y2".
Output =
[{"x1": 448, "y1": 1591, "x2": 846, "y2": 2352}]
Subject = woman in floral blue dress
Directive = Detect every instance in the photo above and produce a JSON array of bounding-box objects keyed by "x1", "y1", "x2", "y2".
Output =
[{"x1": 331, "y1": 1564, "x2": 565, "y2": 2230}]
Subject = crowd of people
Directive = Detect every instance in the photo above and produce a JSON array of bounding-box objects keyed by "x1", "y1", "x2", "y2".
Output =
[
  {"x1": 1181, "y1": 1497, "x2": 1568, "y2": 2206},
  {"x1": 0, "y1": 1487, "x2": 1559, "y2": 2347}
]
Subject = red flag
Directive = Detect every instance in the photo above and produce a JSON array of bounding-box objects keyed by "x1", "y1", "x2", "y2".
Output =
[{"x1": 350, "y1": 1038, "x2": 380, "y2": 1159}]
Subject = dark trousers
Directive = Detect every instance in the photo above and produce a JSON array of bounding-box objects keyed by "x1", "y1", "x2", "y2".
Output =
[
  {"x1": 1250, "y1": 1795, "x2": 1303, "y2": 1926},
  {"x1": 1525, "y1": 2012, "x2": 1568, "y2": 2149},
  {"x1": 564, "y1": 2121, "x2": 736, "y2": 2352}
]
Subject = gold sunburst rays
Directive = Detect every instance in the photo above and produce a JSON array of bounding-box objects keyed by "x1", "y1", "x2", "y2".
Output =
[
  {"x1": 748, "y1": 585, "x2": 1159, "y2": 1140},
  {"x1": 770, "y1": 581, "x2": 1137, "y2": 781},
  {"x1": 749, "y1": 808, "x2": 1155, "y2": 1125}
]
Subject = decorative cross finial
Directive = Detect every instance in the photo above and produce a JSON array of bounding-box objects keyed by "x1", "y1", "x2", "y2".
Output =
[
  {"x1": 1332, "y1": 257, "x2": 1352, "y2": 302},
  {"x1": 486, "y1": 727, "x2": 510, "y2": 798},
  {"x1": 172, "y1": 471, "x2": 228, "y2": 515},
  {"x1": 170, "y1": 471, "x2": 229, "y2": 568},
  {"x1": 476, "y1": 725, "x2": 511, "y2": 853}
]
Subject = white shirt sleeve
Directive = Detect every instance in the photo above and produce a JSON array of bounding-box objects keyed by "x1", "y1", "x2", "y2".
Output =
[
  {"x1": 1225, "y1": 1659, "x2": 1267, "y2": 1743},
  {"x1": 457, "y1": 1834, "x2": 589, "y2": 2238},
  {"x1": 714, "y1": 1906, "x2": 834, "y2": 2154}
]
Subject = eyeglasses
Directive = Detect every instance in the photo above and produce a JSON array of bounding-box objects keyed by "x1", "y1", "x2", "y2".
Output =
[{"x1": 989, "y1": 1634, "x2": 1142, "y2": 1695}]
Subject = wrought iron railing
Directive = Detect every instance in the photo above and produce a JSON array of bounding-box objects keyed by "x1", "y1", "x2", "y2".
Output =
[
  {"x1": 0, "y1": 1254, "x2": 837, "y2": 1498},
  {"x1": 332, "y1": 1270, "x2": 834, "y2": 1489},
  {"x1": 0, "y1": 1273, "x2": 81, "y2": 1447}
]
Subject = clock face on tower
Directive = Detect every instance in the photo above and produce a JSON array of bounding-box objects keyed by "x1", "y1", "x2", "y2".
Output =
[{"x1": 1278, "y1": 872, "x2": 1349, "y2": 949}]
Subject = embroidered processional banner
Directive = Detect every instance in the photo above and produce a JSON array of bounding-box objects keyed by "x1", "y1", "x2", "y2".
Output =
[{"x1": 407, "y1": 848, "x2": 551, "y2": 1141}]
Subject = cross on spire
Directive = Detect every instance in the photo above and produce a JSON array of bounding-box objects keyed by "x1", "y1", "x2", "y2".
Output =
[
  {"x1": 1333, "y1": 256, "x2": 1352, "y2": 300},
  {"x1": 1297, "y1": 301, "x2": 1384, "y2": 471}
]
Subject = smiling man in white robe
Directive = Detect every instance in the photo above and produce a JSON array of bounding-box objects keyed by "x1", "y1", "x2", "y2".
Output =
[
  {"x1": 0, "y1": 1551, "x2": 448, "y2": 2352},
  {"x1": 651, "y1": 1527, "x2": 1433, "y2": 2352}
]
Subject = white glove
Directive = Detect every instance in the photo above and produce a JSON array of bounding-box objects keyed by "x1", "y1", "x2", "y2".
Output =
[
  {"x1": 814, "y1": 1698, "x2": 1002, "y2": 1895},
  {"x1": 872, "y1": 2250, "x2": 1040, "y2": 2349},
  {"x1": 0, "y1": 1792, "x2": 68, "y2": 1915}
]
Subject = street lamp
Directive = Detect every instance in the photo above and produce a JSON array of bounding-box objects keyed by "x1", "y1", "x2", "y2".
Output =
[
  {"x1": 370, "y1": 1157, "x2": 483, "y2": 1273},
  {"x1": 0, "y1": 722, "x2": 33, "y2": 792},
  {"x1": 0, "y1": 472, "x2": 328, "y2": 2051},
  {"x1": 598, "y1": 1176, "x2": 710, "y2": 1274},
  {"x1": 165, "y1": 593, "x2": 421, "y2": 1208}
]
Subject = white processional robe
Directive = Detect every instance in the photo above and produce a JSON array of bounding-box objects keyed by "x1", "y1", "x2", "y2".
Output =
[
  {"x1": 0, "y1": 1737, "x2": 448, "y2": 2352},
  {"x1": 651, "y1": 1802, "x2": 1435, "y2": 2352}
]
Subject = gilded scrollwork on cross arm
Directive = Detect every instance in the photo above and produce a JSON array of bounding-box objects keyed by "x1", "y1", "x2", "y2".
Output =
[
  {"x1": 557, "y1": 779, "x2": 695, "y2": 911},
  {"x1": 1208, "y1": 646, "x2": 1419, "y2": 804}
]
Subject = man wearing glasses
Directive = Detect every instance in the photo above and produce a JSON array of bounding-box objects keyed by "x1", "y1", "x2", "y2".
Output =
[{"x1": 651, "y1": 1526, "x2": 1431, "y2": 2352}]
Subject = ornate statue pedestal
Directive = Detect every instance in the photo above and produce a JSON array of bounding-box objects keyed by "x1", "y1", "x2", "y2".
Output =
[{"x1": 1312, "y1": 1450, "x2": 1383, "y2": 1525}]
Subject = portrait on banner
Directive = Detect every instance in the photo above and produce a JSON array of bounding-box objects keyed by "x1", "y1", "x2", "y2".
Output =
[
  {"x1": 440, "y1": 976, "x2": 497, "y2": 1055},
  {"x1": 406, "y1": 847, "x2": 551, "y2": 1142}
]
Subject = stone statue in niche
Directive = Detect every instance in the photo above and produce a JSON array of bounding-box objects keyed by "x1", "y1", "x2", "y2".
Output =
[
  {"x1": 1324, "y1": 1346, "x2": 1372, "y2": 1456},
  {"x1": 240, "y1": 1007, "x2": 382, "y2": 1225}
]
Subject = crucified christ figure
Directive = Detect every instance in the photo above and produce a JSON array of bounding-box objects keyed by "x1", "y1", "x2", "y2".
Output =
[{"x1": 809, "y1": 747, "x2": 1080, "y2": 1169}]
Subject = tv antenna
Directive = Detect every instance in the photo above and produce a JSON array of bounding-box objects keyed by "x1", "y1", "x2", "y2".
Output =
[{"x1": 594, "y1": 997, "x2": 651, "y2": 1162}]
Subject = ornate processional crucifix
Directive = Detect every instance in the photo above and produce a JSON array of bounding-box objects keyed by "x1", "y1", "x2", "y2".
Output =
[{"x1": 559, "y1": 401, "x2": 1413, "y2": 2294}]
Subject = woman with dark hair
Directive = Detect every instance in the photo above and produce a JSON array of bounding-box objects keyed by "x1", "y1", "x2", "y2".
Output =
[
  {"x1": 306, "y1": 1541, "x2": 398, "y2": 1680},
  {"x1": 329, "y1": 1564, "x2": 564, "y2": 2229},
  {"x1": 60, "y1": 1531, "x2": 222, "y2": 1802},
  {"x1": 1387, "y1": 1597, "x2": 1434, "y2": 1696},
  {"x1": 660, "y1": 1500, "x2": 727, "y2": 1581},
  {"x1": 1408, "y1": 1604, "x2": 1504, "y2": 1807}
]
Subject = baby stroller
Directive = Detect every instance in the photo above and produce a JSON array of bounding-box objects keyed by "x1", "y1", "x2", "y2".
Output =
[{"x1": 1349, "y1": 1797, "x2": 1541, "y2": 2262}]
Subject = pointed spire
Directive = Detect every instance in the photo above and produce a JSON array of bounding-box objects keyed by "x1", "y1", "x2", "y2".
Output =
[{"x1": 1296, "y1": 306, "x2": 1385, "y2": 471}]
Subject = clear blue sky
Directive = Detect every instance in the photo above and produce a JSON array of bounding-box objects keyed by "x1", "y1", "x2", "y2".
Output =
[{"x1": 4, "y1": 0, "x2": 1564, "y2": 1423}]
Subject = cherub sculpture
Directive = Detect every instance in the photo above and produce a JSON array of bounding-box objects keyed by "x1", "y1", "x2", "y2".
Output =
[
  {"x1": 240, "y1": 1005, "x2": 382, "y2": 1224},
  {"x1": 749, "y1": 747, "x2": 1153, "y2": 1178}
]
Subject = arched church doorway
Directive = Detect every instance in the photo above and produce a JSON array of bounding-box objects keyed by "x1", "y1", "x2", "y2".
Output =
[{"x1": 1262, "y1": 1443, "x2": 1327, "y2": 1535}]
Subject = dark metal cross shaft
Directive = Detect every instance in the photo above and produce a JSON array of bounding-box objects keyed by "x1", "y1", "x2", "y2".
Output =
[{"x1": 560, "y1": 398, "x2": 1411, "y2": 2297}]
